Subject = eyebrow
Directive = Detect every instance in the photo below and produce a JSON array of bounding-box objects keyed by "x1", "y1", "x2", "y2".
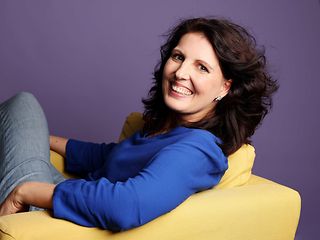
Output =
[{"x1": 172, "y1": 48, "x2": 215, "y2": 70}]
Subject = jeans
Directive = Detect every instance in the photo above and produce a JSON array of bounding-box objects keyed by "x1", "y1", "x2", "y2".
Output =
[{"x1": 0, "y1": 92, "x2": 65, "y2": 209}]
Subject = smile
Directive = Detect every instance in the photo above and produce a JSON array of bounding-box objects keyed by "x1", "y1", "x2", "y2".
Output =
[{"x1": 170, "y1": 83, "x2": 193, "y2": 96}]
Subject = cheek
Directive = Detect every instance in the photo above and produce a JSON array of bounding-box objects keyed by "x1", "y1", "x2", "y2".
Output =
[
  {"x1": 194, "y1": 78, "x2": 221, "y2": 96},
  {"x1": 163, "y1": 60, "x2": 178, "y2": 77},
  {"x1": 163, "y1": 60, "x2": 170, "y2": 75},
  {"x1": 194, "y1": 78, "x2": 213, "y2": 91}
]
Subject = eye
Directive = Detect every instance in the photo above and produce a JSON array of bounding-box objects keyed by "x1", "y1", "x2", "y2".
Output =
[
  {"x1": 199, "y1": 64, "x2": 209, "y2": 73},
  {"x1": 171, "y1": 53, "x2": 184, "y2": 61}
]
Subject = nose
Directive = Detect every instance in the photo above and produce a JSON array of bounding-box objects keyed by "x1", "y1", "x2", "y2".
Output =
[{"x1": 175, "y1": 61, "x2": 191, "y2": 80}]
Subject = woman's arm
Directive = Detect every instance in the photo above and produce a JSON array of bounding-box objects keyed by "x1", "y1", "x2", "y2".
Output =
[
  {"x1": 0, "y1": 182, "x2": 55, "y2": 216},
  {"x1": 63, "y1": 139, "x2": 116, "y2": 175},
  {"x1": 52, "y1": 132, "x2": 228, "y2": 231},
  {"x1": 50, "y1": 135, "x2": 68, "y2": 157}
]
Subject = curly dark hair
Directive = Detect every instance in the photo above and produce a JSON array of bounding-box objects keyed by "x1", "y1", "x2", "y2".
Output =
[{"x1": 142, "y1": 17, "x2": 279, "y2": 156}]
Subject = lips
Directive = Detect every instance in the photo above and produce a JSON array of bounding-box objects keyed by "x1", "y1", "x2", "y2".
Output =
[{"x1": 170, "y1": 82, "x2": 193, "y2": 96}]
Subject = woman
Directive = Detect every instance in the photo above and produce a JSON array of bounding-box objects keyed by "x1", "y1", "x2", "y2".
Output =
[{"x1": 0, "y1": 17, "x2": 278, "y2": 231}]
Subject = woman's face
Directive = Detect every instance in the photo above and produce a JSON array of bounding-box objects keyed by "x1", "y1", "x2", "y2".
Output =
[{"x1": 162, "y1": 32, "x2": 231, "y2": 123}]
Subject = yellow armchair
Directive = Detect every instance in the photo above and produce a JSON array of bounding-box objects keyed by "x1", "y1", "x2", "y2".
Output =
[{"x1": 0, "y1": 113, "x2": 301, "y2": 240}]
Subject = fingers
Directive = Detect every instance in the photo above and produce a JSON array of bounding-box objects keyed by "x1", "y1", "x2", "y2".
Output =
[{"x1": 0, "y1": 187, "x2": 27, "y2": 216}]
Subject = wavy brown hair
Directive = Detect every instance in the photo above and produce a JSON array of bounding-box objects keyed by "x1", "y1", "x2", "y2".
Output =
[{"x1": 142, "y1": 17, "x2": 279, "y2": 156}]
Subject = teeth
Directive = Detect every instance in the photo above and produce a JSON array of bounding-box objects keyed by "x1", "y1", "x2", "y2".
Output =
[{"x1": 171, "y1": 84, "x2": 192, "y2": 96}]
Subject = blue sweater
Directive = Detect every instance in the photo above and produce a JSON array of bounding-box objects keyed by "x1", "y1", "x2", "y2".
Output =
[{"x1": 52, "y1": 127, "x2": 228, "y2": 232}]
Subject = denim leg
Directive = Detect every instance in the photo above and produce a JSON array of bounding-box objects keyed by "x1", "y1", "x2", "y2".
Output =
[{"x1": 0, "y1": 92, "x2": 65, "y2": 207}]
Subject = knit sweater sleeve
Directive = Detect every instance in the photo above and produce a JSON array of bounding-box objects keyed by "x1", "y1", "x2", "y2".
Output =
[
  {"x1": 65, "y1": 139, "x2": 116, "y2": 176},
  {"x1": 52, "y1": 131, "x2": 228, "y2": 232}
]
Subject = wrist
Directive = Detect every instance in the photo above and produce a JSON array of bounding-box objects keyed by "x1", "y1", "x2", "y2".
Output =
[
  {"x1": 14, "y1": 182, "x2": 55, "y2": 209},
  {"x1": 14, "y1": 183, "x2": 28, "y2": 205}
]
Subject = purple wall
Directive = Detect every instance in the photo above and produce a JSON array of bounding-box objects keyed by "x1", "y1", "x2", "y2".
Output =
[{"x1": 1, "y1": 0, "x2": 319, "y2": 238}]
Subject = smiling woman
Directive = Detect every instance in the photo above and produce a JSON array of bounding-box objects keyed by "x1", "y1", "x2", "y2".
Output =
[
  {"x1": 162, "y1": 32, "x2": 232, "y2": 123},
  {"x1": 0, "y1": 17, "x2": 278, "y2": 232},
  {"x1": 143, "y1": 18, "x2": 279, "y2": 155}
]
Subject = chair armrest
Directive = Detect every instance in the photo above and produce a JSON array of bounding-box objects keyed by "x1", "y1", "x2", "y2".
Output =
[{"x1": 0, "y1": 175, "x2": 300, "y2": 240}]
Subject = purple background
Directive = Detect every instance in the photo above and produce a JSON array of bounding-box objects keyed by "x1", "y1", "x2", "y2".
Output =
[{"x1": 0, "y1": 0, "x2": 319, "y2": 238}]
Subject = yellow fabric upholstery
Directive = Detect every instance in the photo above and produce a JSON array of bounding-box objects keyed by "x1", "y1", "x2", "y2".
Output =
[
  {"x1": 0, "y1": 176, "x2": 301, "y2": 240},
  {"x1": 0, "y1": 112, "x2": 301, "y2": 240},
  {"x1": 216, "y1": 144, "x2": 255, "y2": 189}
]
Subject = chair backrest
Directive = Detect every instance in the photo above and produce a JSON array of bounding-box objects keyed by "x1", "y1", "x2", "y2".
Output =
[{"x1": 119, "y1": 112, "x2": 255, "y2": 189}]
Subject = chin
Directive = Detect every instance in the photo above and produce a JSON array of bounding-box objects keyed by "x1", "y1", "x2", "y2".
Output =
[{"x1": 164, "y1": 97, "x2": 186, "y2": 114}]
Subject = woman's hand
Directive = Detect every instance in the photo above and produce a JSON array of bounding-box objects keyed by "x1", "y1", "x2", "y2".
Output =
[
  {"x1": 0, "y1": 182, "x2": 56, "y2": 216},
  {"x1": 0, "y1": 185, "x2": 27, "y2": 216},
  {"x1": 50, "y1": 135, "x2": 68, "y2": 157}
]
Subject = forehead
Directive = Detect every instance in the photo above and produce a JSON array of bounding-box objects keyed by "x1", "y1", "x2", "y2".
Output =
[{"x1": 175, "y1": 32, "x2": 218, "y2": 63}]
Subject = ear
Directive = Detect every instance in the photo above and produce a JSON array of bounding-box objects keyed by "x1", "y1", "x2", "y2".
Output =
[{"x1": 221, "y1": 79, "x2": 232, "y2": 97}]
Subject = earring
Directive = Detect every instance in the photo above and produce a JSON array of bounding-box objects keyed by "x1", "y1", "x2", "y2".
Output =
[{"x1": 214, "y1": 96, "x2": 223, "y2": 102}]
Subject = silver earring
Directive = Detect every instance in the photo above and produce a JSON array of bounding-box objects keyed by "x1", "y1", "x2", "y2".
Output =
[{"x1": 214, "y1": 96, "x2": 222, "y2": 102}]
